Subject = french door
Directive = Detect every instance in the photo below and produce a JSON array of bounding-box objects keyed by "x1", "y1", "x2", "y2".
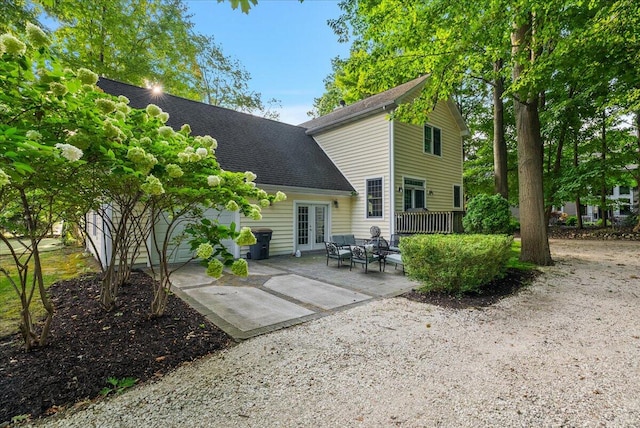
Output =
[{"x1": 296, "y1": 204, "x2": 328, "y2": 251}]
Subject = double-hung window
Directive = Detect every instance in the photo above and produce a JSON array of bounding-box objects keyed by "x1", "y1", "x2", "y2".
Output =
[
  {"x1": 424, "y1": 124, "x2": 442, "y2": 156},
  {"x1": 366, "y1": 178, "x2": 383, "y2": 218}
]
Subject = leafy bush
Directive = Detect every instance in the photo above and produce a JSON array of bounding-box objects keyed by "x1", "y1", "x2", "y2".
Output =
[
  {"x1": 462, "y1": 194, "x2": 514, "y2": 234},
  {"x1": 565, "y1": 216, "x2": 578, "y2": 227},
  {"x1": 621, "y1": 214, "x2": 638, "y2": 228},
  {"x1": 399, "y1": 234, "x2": 514, "y2": 295}
]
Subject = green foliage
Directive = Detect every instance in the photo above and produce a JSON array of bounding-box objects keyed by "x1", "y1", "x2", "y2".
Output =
[
  {"x1": 36, "y1": 0, "x2": 279, "y2": 118},
  {"x1": 399, "y1": 234, "x2": 514, "y2": 295},
  {"x1": 99, "y1": 376, "x2": 138, "y2": 396},
  {"x1": 621, "y1": 214, "x2": 638, "y2": 228},
  {"x1": 462, "y1": 194, "x2": 513, "y2": 235},
  {"x1": 566, "y1": 216, "x2": 578, "y2": 227},
  {"x1": 0, "y1": 26, "x2": 287, "y2": 342}
]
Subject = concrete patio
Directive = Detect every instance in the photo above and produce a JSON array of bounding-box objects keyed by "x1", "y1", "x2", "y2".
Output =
[{"x1": 167, "y1": 251, "x2": 415, "y2": 340}]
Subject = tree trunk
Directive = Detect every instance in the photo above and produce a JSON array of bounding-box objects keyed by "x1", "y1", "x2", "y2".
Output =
[
  {"x1": 493, "y1": 60, "x2": 508, "y2": 199},
  {"x1": 511, "y1": 17, "x2": 552, "y2": 266}
]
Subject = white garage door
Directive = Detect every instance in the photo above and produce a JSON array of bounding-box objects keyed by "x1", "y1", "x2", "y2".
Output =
[{"x1": 148, "y1": 208, "x2": 239, "y2": 265}]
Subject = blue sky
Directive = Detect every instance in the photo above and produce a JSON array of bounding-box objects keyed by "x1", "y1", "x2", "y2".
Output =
[{"x1": 187, "y1": 0, "x2": 349, "y2": 124}]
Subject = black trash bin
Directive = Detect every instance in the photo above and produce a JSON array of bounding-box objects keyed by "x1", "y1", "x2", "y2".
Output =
[{"x1": 248, "y1": 228, "x2": 272, "y2": 260}]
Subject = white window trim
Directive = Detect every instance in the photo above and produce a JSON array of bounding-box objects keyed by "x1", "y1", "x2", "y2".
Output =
[
  {"x1": 402, "y1": 176, "x2": 426, "y2": 211},
  {"x1": 423, "y1": 123, "x2": 442, "y2": 157},
  {"x1": 365, "y1": 176, "x2": 384, "y2": 220}
]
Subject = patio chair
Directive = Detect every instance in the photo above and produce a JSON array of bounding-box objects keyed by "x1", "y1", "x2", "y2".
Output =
[
  {"x1": 325, "y1": 242, "x2": 351, "y2": 267},
  {"x1": 389, "y1": 234, "x2": 401, "y2": 253},
  {"x1": 349, "y1": 245, "x2": 382, "y2": 273},
  {"x1": 384, "y1": 252, "x2": 405, "y2": 274},
  {"x1": 332, "y1": 234, "x2": 357, "y2": 248}
]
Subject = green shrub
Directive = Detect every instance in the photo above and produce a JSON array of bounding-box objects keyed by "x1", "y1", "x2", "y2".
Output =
[
  {"x1": 621, "y1": 214, "x2": 638, "y2": 228},
  {"x1": 565, "y1": 216, "x2": 578, "y2": 227},
  {"x1": 399, "y1": 234, "x2": 514, "y2": 295},
  {"x1": 462, "y1": 194, "x2": 513, "y2": 234}
]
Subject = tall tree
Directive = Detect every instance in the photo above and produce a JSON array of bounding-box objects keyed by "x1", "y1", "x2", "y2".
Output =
[
  {"x1": 35, "y1": 0, "x2": 279, "y2": 117},
  {"x1": 193, "y1": 34, "x2": 280, "y2": 119},
  {"x1": 510, "y1": 11, "x2": 551, "y2": 264}
]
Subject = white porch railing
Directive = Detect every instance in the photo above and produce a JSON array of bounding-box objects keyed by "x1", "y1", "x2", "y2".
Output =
[{"x1": 395, "y1": 211, "x2": 464, "y2": 234}]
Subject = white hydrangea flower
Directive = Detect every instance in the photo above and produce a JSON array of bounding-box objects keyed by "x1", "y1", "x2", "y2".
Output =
[
  {"x1": 49, "y1": 82, "x2": 68, "y2": 97},
  {"x1": 26, "y1": 130, "x2": 42, "y2": 141},
  {"x1": 77, "y1": 68, "x2": 98, "y2": 85},
  {"x1": 196, "y1": 243, "x2": 214, "y2": 259},
  {"x1": 236, "y1": 227, "x2": 257, "y2": 246},
  {"x1": 244, "y1": 171, "x2": 257, "y2": 182},
  {"x1": 0, "y1": 168, "x2": 10, "y2": 188},
  {"x1": 141, "y1": 175, "x2": 164, "y2": 195},
  {"x1": 207, "y1": 175, "x2": 221, "y2": 187},
  {"x1": 158, "y1": 126, "x2": 174, "y2": 138},
  {"x1": 55, "y1": 143, "x2": 83, "y2": 162},
  {"x1": 166, "y1": 164, "x2": 183, "y2": 178},
  {"x1": 225, "y1": 200, "x2": 239, "y2": 211},
  {"x1": 0, "y1": 34, "x2": 26, "y2": 55},
  {"x1": 145, "y1": 104, "x2": 162, "y2": 117},
  {"x1": 25, "y1": 23, "x2": 49, "y2": 48},
  {"x1": 196, "y1": 147, "x2": 208, "y2": 158},
  {"x1": 274, "y1": 191, "x2": 287, "y2": 202}
]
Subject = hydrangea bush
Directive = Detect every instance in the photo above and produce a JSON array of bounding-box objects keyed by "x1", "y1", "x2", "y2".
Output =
[{"x1": 0, "y1": 26, "x2": 286, "y2": 348}]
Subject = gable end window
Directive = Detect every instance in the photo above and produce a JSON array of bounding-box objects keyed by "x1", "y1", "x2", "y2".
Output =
[
  {"x1": 366, "y1": 178, "x2": 383, "y2": 218},
  {"x1": 424, "y1": 125, "x2": 442, "y2": 156}
]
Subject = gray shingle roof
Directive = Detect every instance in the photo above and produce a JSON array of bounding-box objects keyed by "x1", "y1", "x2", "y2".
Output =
[
  {"x1": 299, "y1": 75, "x2": 429, "y2": 134},
  {"x1": 97, "y1": 78, "x2": 354, "y2": 193}
]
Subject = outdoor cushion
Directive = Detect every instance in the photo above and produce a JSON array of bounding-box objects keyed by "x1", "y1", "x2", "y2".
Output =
[{"x1": 385, "y1": 253, "x2": 404, "y2": 274}]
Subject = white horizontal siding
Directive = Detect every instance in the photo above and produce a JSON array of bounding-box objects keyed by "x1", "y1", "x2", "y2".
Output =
[
  {"x1": 394, "y1": 100, "x2": 464, "y2": 213},
  {"x1": 312, "y1": 113, "x2": 391, "y2": 239},
  {"x1": 241, "y1": 193, "x2": 353, "y2": 256}
]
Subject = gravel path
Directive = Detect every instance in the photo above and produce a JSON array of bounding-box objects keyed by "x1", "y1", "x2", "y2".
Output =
[{"x1": 36, "y1": 239, "x2": 640, "y2": 427}]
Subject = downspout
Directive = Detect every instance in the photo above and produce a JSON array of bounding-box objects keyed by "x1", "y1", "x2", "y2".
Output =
[
  {"x1": 104, "y1": 204, "x2": 112, "y2": 270},
  {"x1": 389, "y1": 118, "x2": 395, "y2": 236}
]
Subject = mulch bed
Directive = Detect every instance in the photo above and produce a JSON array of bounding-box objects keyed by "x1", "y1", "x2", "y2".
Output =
[
  {"x1": 0, "y1": 271, "x2": 232, "y2": 425},
  {"x1": 402, "y1": 268, "x2": 540, "y2": 309}
]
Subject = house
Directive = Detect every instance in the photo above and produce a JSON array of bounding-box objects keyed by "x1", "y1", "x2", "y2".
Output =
[
  {"x1": 91, "y1": 76, "x2": 467, "y2": 264},
  {"x1": 557, "y1": 184, "x2": 638, "y2": 224}
]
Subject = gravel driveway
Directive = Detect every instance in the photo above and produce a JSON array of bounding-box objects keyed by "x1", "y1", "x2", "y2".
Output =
[{"x1": 37, "y1": 239, "x2": 640, "y2": 427}]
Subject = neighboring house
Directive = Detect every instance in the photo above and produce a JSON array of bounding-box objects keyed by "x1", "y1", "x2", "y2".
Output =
[
  {"x1": 558, "y1": 184, "x2": 639, "y2": 223},
  {"x1": 91, "y1": 76, "x2": 467, "y2": 264}
]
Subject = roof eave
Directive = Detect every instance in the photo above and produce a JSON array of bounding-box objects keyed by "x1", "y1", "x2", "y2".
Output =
[
  {"x1": 305, "y1": 102, "x2": 398, "y2": 135},
  {"x1": 446, "y1": 99, "x2": 470, "y2": 137},
  {"x1": 258, "y1": 183, "x2": 355, "y2": 196}
]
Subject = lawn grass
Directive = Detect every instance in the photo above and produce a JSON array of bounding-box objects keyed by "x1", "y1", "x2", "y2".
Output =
[
  {"x1": 506, "y1": 239, "x2": 538, "y2": 271},
  {"x1": 0, "y1": 245, "x2": 100, "y2": 337}
]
